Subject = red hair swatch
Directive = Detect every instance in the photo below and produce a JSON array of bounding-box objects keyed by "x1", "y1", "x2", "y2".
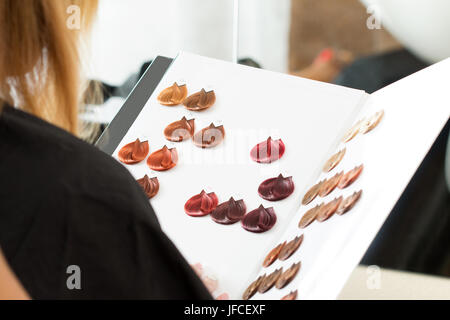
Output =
[
  {"x1": 184, "y1": 190, "x2": 219, "y2": 217},
  {"x1": 250, "y1": 137, "x2": 285, "y2": 163}
]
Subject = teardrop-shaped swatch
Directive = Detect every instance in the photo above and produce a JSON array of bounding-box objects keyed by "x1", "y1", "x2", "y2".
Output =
[
  {"x1": 184, "y1": 190, "x2": 219, "y2": 217},
  {"x1": 258, "y1": 174, "x2": 294, "y2": 201},
  {"x1": 336, "y1": 190, "x2": 362, "y2": 215},
  {"x1": 276, "y1": 262, "x2": 301, "y2": 289},
  {"x1": 302, "y1": 180, "x2": 324, "y2": 205},
  {"x1": 281, "y1": 290, "x2": 298, "y2": 300},
  {"x1": 193, "y1": 123, "x2": 225, "y2": 148},
  {"x1": 342, "y1": 119, "x2": 363, "y2": 143},
  {"x1": 316, "y1": 196, "x2": 343, "y2": 222},
  {"x1": 242, "y1": 275, "x2": 265, "y2": 300},
  {"x1": 278, "y1": 234, "x2": 304, "y2": 261},
  {"x1": 338, "y1": 165, "x2": 363, "y2": 189},
  {"x1": 241, "y1": 205, "x2": 277, "y2": 233},
  {"x1": 318, "y1": 171, "x2": 343, "y2": 197},
  {"x1": 118, "y1": 139, "x2": 149, "y2": 164},
  {"x1": 210, "y1": 197, "x2": 246, "y2": 225},
  {"x1": 136, "y1": 175, "x2": 159, "y2": 199},
  {"x1": 323, "y1": 148, "x2": 346, "y2": 172},
  {"x1": 258, "y1": 268, "x2": 283, "y2": 293},
  {"x1": 298, "y1": 203, "x2": 323, "y2": 229},
  {"x1": 250, "y1": 137, "x2": 285, "y2": 164},
  {"x1": 146, "y1": 145, "x2": 178, "y2": 171},
  {"x1": 183, "y1": 89, "x2": 216, "y2": 111},
  {"x1": 360, "y1": 110, "x2": 384, "y2": 134},
  {"x1": 164, "y1": 116, "x2": 195, "y2": 142},
  {"x1": 157, "y1": 82, "x2": 188, "y2": 106},
  {"x1": 263, "y1": 241, "x2": 286, "y2": 268}
]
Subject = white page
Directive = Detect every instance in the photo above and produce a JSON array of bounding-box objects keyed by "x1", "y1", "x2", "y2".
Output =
[
  {"x1": 112, "y1": 52, "x2": 367, "y2": 298},
  {"x1": 249, "y1": 59, "x2": 450, "y2": 300}
]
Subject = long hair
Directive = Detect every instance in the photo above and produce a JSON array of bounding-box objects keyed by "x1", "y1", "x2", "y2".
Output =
[{"x1": 0, "y1": 0, "x2": 98, "y2": 136}]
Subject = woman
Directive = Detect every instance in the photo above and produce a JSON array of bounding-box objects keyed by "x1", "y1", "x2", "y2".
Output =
[{"x1": 0, "y1": 0, "x2": 211, "y2": 299}]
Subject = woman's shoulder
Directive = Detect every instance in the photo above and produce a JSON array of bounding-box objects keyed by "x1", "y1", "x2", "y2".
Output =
[
  {"x1": 0, "y1": 106, "x2": 156, "y2": 224},
  {"x1": 1, "y1": 105, "x2": 105, "y2": 161}
]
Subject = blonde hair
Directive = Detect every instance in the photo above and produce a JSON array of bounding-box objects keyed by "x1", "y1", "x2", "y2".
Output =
[{"x1": 0, "y1": 0, "x2": 99, "y2": 136}]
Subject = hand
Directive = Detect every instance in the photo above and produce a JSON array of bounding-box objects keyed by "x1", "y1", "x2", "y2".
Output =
[{"x1": 191, "y1": 263, "x2": 229, "y2": 300}]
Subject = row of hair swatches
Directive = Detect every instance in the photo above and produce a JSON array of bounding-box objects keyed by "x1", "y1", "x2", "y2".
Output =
[{"x1": 242, "y1": 109, "x2": 384, "y2": 300}]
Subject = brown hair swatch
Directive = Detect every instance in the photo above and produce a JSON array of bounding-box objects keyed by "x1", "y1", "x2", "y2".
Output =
[{"x1": 183, "y1": 89, "x2": 216, "y2": 111}]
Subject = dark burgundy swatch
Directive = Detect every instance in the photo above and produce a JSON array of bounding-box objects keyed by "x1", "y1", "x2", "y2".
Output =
[
  {"x1": 250, "y1": 137, "x2": 285, "y2": 163},
  {"x1": 210, "y1": 197, "x2": 246, "y2": 225},
  {"x1": 258, "y1": 174, "x2": 294, "y2": 201},
  {"x1": 241, "y1": 205, "x2": 277, "y2": 233},
  {"x1": 184, "y1": 190, "x2": 219, "y2": 217}
]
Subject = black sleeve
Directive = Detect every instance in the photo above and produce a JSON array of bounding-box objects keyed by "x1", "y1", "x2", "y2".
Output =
[
  {"x1": 58, "y1": 168, "x2": 213, "y2": 300},
  {"x1": 0, "y1": 106, "x2": 211, "y2": 299},
  {"x1": 52, "y1": 138, "x2": 212, "y2": 299}
]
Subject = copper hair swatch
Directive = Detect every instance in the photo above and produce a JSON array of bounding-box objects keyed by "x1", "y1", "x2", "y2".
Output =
[
  {"x1": 146, "y1": 145, "x2": 178, "y2": 171},
  {"x1": 338, "y1": 165, "x2": 363, "y2": 189},
  {"x1": 158, "y1": 82, "x2": 188, "y2": 106},
  {"x1": 118, "y1": 139, "x2": 149, "y2": 164},
  {"x1": 164, "y1": 116, "x2": 195, "y2": 142}
]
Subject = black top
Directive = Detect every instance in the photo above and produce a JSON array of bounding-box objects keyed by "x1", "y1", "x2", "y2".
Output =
[{"x1": 0, "y1": 106, "x2": 211, "y2": 299}]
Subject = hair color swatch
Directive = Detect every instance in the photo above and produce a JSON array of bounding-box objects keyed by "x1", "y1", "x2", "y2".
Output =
[
  {"x1": 242, "y1": 205, "x2": 277, "y2": 233},
  {"x1": 183, "y1": 89, "x2": 216, "y2": 111},
  {"x1": 136, "y1": 175, "x2": 159, "y2": 199},
  {"x1": 147, "y1": 145, "x2": 178, "y2": 171},
  {"x1": 118, "y1": 139, "x2": 149, "y2": 164},
  {"x1": 158, "y1": 82, "x2": 188, "y2": 106},
  {"x1": 184, "y1": 190, "x2": 219, "y2": 217},
  {"x1": 258, "y1": 174, "x2": 295, "y2": 201},
  {"x1": 210, "y1": 197, "x2": 246, "y2": 225},
  {"x1": 164, "y1": 116, "x2": 195, "y2": 142},
  {"x1": 193, "y1": 123, "x2": 225, "y2": 148},
  {"x1": 250, "y1": 137, "x2": 285, "y2": 164}
]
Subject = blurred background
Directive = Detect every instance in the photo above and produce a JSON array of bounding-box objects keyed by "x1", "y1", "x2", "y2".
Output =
[
  {"x1": 87, "y1": 0, "x2": 450, "y2": 82},
  {"x1": 87, "y1": 0, "x2": 450, "y2": 295}
]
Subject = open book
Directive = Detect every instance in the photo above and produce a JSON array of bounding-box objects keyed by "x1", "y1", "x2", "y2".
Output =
[{"x1": 105, "y1": 52, "x2": 449, "y2": 299}]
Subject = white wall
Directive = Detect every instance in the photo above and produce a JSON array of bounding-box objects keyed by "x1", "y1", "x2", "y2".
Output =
[
  {"x1": 87, "y1": 0, "x2": 290, "y2": 84},
  {"x1": 360, "y1": 0, "x2": 450, "y2": 63}
]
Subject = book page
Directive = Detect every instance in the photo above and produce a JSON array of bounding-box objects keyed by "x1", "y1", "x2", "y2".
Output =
[
  {"x1": 111, "y1": 52, "x2": 368, "y2": 298},
  {"x1": 248, "y1": 59, "x2": 450, "y2": 300}
]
